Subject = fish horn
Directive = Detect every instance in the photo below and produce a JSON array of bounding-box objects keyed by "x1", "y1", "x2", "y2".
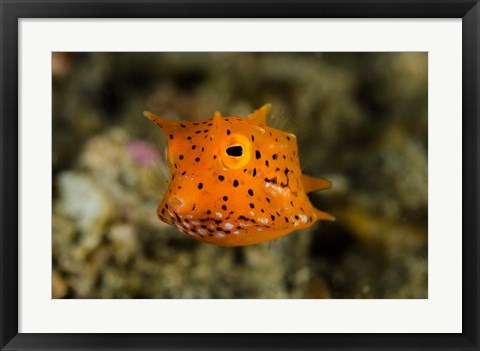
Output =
[
  {"x1": 212, "y1": 110, "x2": 227, "y2": 132},
  {"x1": 247, "y1": 104, "x2": 271, "y2": 125},
  {"x1": 313, "y1": 207, "x2": 336, "y2": 222},
  {"x1": 144, "y1": 111, "x2": 179, "y2": 134},
  {"x1": 302, "y1": 174, "x2": 332, "y2": 193}
]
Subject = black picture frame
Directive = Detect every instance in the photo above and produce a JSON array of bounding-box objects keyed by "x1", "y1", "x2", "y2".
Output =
[{"x1": 1, "y1": 1, "x2": 478, "y2": 350}]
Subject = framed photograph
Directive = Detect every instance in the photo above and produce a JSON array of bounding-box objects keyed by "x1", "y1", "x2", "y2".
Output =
[{"x1": 1, "y1": 0, "x2": 478, "y2": 350}]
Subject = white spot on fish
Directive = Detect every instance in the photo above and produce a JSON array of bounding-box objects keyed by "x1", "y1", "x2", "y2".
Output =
[
  {"x1": 191, "y1": 221, "x2": 200, "y2": 226},
  {"x1": 224, "y1": 223, "x2": 234, "y2": 230},
  {"x1": 183, "y1": 222, "x2": 190, "y2": 228},
  {"x1": 215, "y1": 232, "x2": 225, "y2": 238},
  {"x1": 198, "y1": 228, "x2": 207, "y2": 235},
  {"x1": 300, "y1": 214, "x2": 308, "y2": 223},
  {"x1": 233, "y1": 230, "x2": 240, "y2": 235},
  {"x1": 259, "y1": 217, "x2": 269, "y2": 224},
  {"x1": 216, "y1": 212, "x2": 223, "y2": 218}
]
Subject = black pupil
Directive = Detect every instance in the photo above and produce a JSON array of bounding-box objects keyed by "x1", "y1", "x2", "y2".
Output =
[{"x1": 226, "y1": 145, "x2": 243, "y2": 157}]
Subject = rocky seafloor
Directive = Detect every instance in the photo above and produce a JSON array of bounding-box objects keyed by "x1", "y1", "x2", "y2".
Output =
[{"x1": 52, "y1": 52, "x2": 427, "y2": 299}]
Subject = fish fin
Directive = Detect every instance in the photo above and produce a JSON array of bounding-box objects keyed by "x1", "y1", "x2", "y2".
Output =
[
  {"x1": 214, "y1": 111, "x2": 222, "y2": 119},
  {"x1": 269, "y1": 108, "x2": 294, "y2": 134},
  {"x1": 313, "y1": 207, "x2": 336, "y2": 222},
  {"x1": 247, "y1": 104, "x2": 272, "y2": 125},
  {"x1": 302, "y1": 174, "x2": 332, "y2": 193},
  {"x1": 142, "y1": 159, "x2": 170, "y2": 199},
  {"x1": 267, "y1": 239, "x2": 278, "y2": 249}
]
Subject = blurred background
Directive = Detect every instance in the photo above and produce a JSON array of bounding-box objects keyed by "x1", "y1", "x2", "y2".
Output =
[{"x1": 52, "y1": 52, "x2": 427, "y2": 299}]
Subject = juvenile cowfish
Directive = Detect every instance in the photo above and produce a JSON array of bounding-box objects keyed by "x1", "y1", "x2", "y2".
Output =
[{"x1": 145, "y1": 104, "x2": 334, "y2": 246}]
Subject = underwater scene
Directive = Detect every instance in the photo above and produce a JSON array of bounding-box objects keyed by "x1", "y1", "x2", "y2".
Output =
[{"x1": 52, "y1": 52, "x2": 428, "y2": 298}]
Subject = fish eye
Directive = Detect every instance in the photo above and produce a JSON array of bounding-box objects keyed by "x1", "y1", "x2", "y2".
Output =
[
  {"x1": 226, "y1": 145, "x2": 243, "y2": 157},
  {"x1": 219, "y1": 134, "x2": 251, "y2": 170}
]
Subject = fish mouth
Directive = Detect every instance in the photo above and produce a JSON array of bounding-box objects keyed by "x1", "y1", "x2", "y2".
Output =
[{"x1": 168, "y1": 195, "x2": 185, "y2": 212}]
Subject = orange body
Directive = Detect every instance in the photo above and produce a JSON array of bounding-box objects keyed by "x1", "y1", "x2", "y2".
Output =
[{"x1": 145, "y1": 105, "x2": 333, "y2": 246}]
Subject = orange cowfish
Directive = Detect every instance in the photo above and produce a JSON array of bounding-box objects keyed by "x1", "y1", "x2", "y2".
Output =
[{"x1": 144, "y1": 104, "x2": 334, "y2": 246}]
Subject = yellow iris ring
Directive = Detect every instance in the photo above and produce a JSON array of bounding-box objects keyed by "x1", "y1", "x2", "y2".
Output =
[{"x1": 219, "y1": 134, "x2": 252, "y2": 170}]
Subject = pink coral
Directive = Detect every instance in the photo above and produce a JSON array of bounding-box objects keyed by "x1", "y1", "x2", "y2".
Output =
[{"x1": 126, "y1": 140, "x2": 160, "y2": 166}]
